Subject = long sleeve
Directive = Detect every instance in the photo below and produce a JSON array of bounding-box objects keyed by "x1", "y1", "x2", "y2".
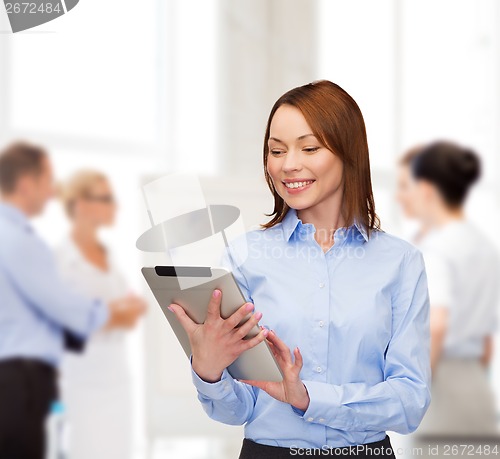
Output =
[
  {"x1": 189, "y1": 239, "x2": 258, "y2": 425},
  {"x1": 2, "y1": 230, "x2": 109, "y2": 338},
  {"x1": 299, "y1": 248, "x2": 431, "y2": 434},
  {"x1": 190, "y1": 357, "x2": 258, "y2": 425}
]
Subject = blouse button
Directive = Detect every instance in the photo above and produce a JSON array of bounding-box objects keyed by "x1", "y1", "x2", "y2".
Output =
[
  {"x1": 318, "y1": 282, "x2": 325, "y2": 288},
  {"x1": 319, "y1": 321, "x2": 324, "y2": 327},
  {"x1": 307, "y1": 417, "x2": 314, "y2": 422},
  {"x1": 315, "y1": 366, "x2": 322, "y2": 373}
]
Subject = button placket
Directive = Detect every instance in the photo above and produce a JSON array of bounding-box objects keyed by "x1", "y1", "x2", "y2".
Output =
[{"x1": 310, "y1": 249, "x2": 329, "y2": 381}]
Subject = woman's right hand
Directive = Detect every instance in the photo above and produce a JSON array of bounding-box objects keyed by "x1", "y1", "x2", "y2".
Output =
[
  {"x1": 167, "y1": 288, "x2": 269, "y2": 383},
  {"x1": 106, "y1": 294, "x2": 147, "y2": 329}
]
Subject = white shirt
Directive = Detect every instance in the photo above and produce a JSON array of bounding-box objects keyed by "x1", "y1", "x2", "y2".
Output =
[
  {"x1": 55, "y1": 235, "x2": 133, "y2": 459},
  {"x1": 55, "y1": 235, "x2": 130, "y2": 386},
  {"x1": 418, "y1": 219, "x2": 500, "y2": 358}
]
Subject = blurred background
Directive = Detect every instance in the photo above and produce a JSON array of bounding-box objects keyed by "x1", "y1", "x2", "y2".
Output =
[{"x1": 1, "y1": 0, "x2": 499, "y2": 457}]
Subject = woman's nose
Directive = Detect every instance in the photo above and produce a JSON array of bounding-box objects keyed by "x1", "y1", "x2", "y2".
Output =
[{"x1": 281, "y1": 150, "x2": 302, "y2": 172}]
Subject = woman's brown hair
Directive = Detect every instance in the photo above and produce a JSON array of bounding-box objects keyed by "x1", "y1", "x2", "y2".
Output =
[{"x1": 261, "y1": 80, "x2": 380, "y2": 237}]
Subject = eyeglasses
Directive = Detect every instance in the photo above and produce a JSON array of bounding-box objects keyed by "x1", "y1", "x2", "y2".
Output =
[{"x1": 83, "y1": 194, "x2": 115, "y2": 204}]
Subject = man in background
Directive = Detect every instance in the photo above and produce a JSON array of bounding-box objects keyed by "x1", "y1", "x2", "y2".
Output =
[{"x1": 0, "y1": 141, "x2": 146, "y2": 459}]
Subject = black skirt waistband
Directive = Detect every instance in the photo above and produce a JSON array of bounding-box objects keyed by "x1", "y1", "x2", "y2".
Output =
[
  {"x1": 238, "y1": 434, "x2": 396, "y2": 459},
  {"x1": 0, "y1": 357, "x2": 56, "y2": 376}
]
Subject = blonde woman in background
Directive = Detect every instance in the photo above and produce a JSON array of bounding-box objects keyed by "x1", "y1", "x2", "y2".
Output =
[{"x1": 56, "y1": 170, "x2": 145, "y2": 459}]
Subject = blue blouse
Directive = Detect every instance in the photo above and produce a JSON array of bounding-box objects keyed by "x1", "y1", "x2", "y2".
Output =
[{"x1": 190, "y1": 207, "x2": 431, "y2": 448}]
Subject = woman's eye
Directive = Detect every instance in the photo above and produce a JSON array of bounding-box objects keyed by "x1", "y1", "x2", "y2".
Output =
[
  {"x1": 270, "y1": 150, "x2": 285, "y2": 156},
  {"x1": 303, "y1": 147, "x2": 320, "y2": 153}
]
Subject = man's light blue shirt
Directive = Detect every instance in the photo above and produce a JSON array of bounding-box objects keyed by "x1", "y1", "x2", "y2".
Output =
[
  {"x1": 0, "y1": 202, "x2": 109, "y2": 367},
  {"x1": 190, "y1": 207, "x2": 431, "y2": 448}
]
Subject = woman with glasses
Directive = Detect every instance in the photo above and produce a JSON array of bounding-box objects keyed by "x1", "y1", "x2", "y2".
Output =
[{"x1": 55, "y1": 170, "x2": 143, "y2": 459}]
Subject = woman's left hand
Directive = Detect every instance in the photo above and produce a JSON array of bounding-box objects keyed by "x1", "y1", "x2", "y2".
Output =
[{"x1": 239, "y1": 329, "x2": 310, "y2": 412}]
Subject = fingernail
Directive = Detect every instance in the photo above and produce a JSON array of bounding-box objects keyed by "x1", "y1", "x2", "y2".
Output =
[
  {"x1": 245, "y1": 303, "x2": 254, "y2": 311},
  {"x1": 262, "y1": 328, "x2": 269, "y2": 336},
  {"x1": 254, "y1": 311, "x2": 263, "y2": 320},
  {"x1": 167, "y1": 305, "x2": 174, "y2": 312},
  {"x1": 213, "y1": 289, "x2": 221, "y2": 298}
]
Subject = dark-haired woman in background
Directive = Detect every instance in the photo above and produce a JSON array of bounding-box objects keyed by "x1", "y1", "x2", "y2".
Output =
[{"x1": 406, "y1": 141, "x2": 499, "y2": 437}]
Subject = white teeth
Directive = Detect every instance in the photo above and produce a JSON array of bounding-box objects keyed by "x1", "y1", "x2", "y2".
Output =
[{"x1": 284, "y1": 180, "x2": 314, "y2": 189}]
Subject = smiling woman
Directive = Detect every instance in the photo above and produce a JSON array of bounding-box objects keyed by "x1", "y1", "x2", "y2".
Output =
[
  {"x1": 262, "y1": 80, "x2": 379, "y2": 244},
  {"x1": 168, "y1": 80, "x2": 431, "y2": 459}
]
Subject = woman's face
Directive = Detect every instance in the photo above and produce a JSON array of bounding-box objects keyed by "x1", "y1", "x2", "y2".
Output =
[
  {"x1": 266, "y1": 104, "x2": 344, "y2": 215},
  {"x1": 411, "y1": 179, "x2": 440, "y2": 222},
  {"x1": 396, "y1": 164, "x2": 419, "y2": 219},
  {"x1": 74, "y1": 179, "x2": 117, "y2": 227}
]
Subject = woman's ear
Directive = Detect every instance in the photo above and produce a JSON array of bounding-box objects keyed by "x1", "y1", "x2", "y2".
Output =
[
  {"x1": 71, "y1": 198, "x2": 84, "y2": 219},
  {"x1": 416, "y1": 180, "x2": 432, "y2": 203}
]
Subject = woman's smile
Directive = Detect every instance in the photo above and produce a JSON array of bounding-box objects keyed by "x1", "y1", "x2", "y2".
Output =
[{"x1": 282, "y1": 179, "x2": 315, "y2": 193}]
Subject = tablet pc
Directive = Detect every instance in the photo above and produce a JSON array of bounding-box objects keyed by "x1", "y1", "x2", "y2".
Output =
[{"x1": 142, "y1": 266, "x2": 283, "y2": 382}]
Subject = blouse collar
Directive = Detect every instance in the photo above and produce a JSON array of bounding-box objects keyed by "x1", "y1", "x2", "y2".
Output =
[{"x1": 280, "y1": 207, "x2": 369, "y2": 243}]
